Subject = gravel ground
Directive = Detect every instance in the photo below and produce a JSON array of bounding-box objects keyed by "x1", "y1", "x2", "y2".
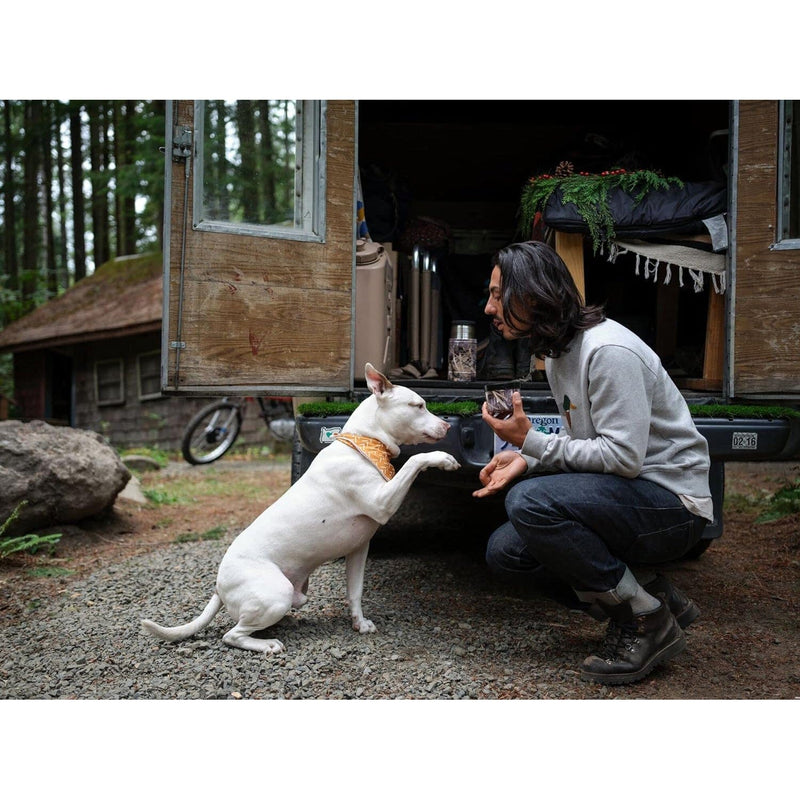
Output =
[
  {"x1": 0, "y1": 464, "x2": 798, "y2": 702},
  {"x1": 0, "y1": 525, "x2": 605, "y2": 701}
]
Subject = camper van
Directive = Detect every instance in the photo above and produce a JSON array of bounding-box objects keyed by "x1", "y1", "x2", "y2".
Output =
[{"x1": 161, "y1": 100, "x2": 800, "y2": 555}]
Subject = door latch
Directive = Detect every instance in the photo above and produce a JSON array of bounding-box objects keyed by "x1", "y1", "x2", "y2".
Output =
[{"x1": 172, "y1": 126, "x2": 193, "y2": 162}]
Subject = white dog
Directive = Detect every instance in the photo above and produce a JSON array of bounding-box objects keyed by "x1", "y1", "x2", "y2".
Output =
[{"x1": 141, "y1": 364, "x2": 460, "y2": 654}]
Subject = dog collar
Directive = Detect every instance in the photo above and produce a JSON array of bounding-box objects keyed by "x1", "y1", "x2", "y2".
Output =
[{"x1": 333, "y1": 433, "x2": 395, "y2": 481}]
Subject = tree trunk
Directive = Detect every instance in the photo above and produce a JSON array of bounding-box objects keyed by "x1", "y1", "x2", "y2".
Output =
[
  {"x1": 42, "y1": 100, "x2": 58, "y2": 298},
  {"x1": 101, "y1": 105, "x2": 113, "y2": 261},
  {"x1": 21, "y1": 100, "x2": 41, "y2": 311},
  {"x1": 3, "y1": 100, "x2": 19, "y2": 300},
  {"x1": 236, "y1": 100, "x2": 259, "y2": 222},
  {"x1": 257, "y1": 100, "x2": 276, "y2": 223},
  {"x1": 55, "y1": 101, "x2": 70, "y2": 289},
  {"x1": 112, "y1": 101, "x2": 125, "y2": 255},
  {"x1": 114, "y1": 100, "x2": 138, "y2": 255},
  {"x1": 69, "y1": 102, "x2": 87, "y2": 282},
  {"x1": 88, "y1": 101, "x2": 110, "y2": 268},
  {"x1": 210, "y1": 100, "x2": 230, "y2": 218},
  {"x1": 152, "y1": 99, "x2": 166, "y2": 248}
]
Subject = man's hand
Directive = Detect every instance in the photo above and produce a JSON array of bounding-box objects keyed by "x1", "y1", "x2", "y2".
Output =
[
  {"x1": 473, "y1": 450, "x2": 528, "y2": 498},
  {"x1": 481, "y1": 391, "x2": 531, "y2": 448}
]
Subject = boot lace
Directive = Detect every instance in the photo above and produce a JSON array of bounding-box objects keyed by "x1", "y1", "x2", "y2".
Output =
[{"x1": 598, "y1": 620, "x2": 639, "y2": 661}]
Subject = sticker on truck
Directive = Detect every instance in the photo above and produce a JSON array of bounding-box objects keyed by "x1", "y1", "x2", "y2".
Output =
[
  {"x1": 320, "y1": 426, "x2": 342, "y2": 444},
  {"x1": 494, "y1": 415, "x2": 566, "y2": 455},
  {"x1": 732, "y1": 432, "x2": 758, "y2": 450}
]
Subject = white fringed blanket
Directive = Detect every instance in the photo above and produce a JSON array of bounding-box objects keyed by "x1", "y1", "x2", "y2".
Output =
[{"x1": 605, "y1": 239, "x2": 727, "y2": 294}]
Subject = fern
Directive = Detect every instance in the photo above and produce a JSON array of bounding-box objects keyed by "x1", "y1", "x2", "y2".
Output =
[
  {"x1": 519, "y1": 169, "x2": 684, "y2": 253},
  {"x1": 1, "y1": 532, "x2": 63, "y2": 559},
  {"x1": 0, "y1": 500, "x2": 28, "y2": 537}
]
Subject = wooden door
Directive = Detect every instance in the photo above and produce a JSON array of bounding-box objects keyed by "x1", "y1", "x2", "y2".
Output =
[
  {"x1": 162, "y1": 100, "x2": 356, "y2": 395},
  {"x1": 730, "y1": 100, "x2": 800, "y2": 397}
]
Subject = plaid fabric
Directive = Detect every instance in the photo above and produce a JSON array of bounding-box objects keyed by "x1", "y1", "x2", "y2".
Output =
[{"x1": 333, "y1": 433, "x2": 395, "y2": 481}]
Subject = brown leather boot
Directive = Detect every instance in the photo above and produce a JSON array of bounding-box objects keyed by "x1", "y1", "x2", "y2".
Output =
[
  {"x1": 643, "y1": 573, "x2": 700, "y2": 629},
  {"x1": 580, "y1": 601, "x2": 686, "y2": 685},
  {"x1": 584, "y1": 574, "x2": 700, "y2": 629}
]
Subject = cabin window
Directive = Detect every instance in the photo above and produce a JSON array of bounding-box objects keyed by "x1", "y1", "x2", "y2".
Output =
[
  {"x1": 192, "y1": 100, "x2": 326, "y2": 242},
  {"x1": 137, "y1": 351, "x2": 161, "y2": 400},
  {"x1": 95, "y1": 359, "x2": 125, "y2": 406},
  {"x1": 776, "y1": 100, "x2": 800, "y2": 249}
]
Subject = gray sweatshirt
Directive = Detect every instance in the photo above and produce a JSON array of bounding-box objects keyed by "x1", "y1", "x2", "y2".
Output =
[{"x1": 520, "y1": 318, "x2": 712, "y2": 515}]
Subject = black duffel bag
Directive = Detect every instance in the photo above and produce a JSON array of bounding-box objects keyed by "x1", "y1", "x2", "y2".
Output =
[{"x1": 543, "y1": 180, "x2": 727, "y2": 240}]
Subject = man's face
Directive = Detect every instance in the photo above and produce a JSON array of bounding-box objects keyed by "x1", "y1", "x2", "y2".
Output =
[{"x1": 484, "y1": 265, "x2": 523, "y2": 340}]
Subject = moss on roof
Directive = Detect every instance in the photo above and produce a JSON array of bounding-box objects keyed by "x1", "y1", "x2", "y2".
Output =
[{"x1": 0, "y1": 252, "x2": 163, "y2": 352}]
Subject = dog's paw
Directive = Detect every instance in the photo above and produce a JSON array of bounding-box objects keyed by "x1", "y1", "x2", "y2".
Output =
[
  {"x1": 262, "y1": 638, "x2": 286, "y2": 654},
  {"x1": 432, "y1": 453, "x2": 460, "y2": 471},
  {"x1": 353, "y1": 617, "x2": 377, "y2": 634}
]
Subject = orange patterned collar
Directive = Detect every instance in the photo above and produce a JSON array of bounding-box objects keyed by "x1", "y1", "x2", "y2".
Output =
[{"x1": 334, "y1": 433, "x2": 395, "y2": 481}]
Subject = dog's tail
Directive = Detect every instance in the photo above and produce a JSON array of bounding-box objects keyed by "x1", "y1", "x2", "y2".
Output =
[{"x1": 140, "y1": 593, "x2": 223, "y2": 643}]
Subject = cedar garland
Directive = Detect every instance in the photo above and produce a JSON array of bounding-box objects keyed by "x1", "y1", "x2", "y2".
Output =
[{"x1": 519, "y1": 165, "x2": 684, "y2": 253}]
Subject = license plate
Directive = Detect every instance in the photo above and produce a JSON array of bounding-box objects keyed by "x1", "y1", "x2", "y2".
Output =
[{"x1": 732, "y1": 432, "x2": 758, "y2": 450}]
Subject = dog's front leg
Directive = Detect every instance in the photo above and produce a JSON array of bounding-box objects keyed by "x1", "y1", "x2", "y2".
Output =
[
  {"x1": 346, "y1": 542, "x2": 376, "y2": 633},
  {"x1": 369, "y1": 451, "x2": 460, "y2": 525}
]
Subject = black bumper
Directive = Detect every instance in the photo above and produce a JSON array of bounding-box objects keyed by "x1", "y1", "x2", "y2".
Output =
[{"x1": 295, "y1": 414, "x2": 799, "y2": 545}]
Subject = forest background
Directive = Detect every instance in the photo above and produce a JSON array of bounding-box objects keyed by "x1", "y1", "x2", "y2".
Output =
[
  {"x1": 0, "y1": 100, "x2": 166, "y2": 402},
  {"x1": 0, "y1": 99, "x2": 298, "y2": 407}
]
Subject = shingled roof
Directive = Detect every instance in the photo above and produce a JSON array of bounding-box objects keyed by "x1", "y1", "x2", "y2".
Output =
[{"x1": 0, "y1": 253, "x2": 163, "y2": 354}]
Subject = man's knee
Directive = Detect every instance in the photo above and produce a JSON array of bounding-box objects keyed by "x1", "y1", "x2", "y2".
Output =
[
  {"x1": 486, "y1": 520, "x2": 538, "y2": 576},
  {"x1": 505, "y1": 479, "x2": 556, "y2": 532}
]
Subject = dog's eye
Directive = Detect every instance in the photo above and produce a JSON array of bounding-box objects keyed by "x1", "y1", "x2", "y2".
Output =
[{"x1": 409, "y1": 401, "x2": 425, "y2": 410}]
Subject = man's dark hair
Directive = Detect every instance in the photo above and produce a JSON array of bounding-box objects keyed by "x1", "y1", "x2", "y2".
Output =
[{"x1": 493, "y1": 240, "x2": 606, "y2": 359}]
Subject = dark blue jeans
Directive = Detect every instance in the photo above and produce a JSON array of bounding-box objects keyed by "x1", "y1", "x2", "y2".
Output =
[{"x1": 485, "y1": 473, "x2": 707, "y2": 608}]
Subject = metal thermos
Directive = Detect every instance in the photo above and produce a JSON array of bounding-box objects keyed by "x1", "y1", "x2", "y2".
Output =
[{"x1": 448, "y1": 320, "x2": 477, "y2": 382}]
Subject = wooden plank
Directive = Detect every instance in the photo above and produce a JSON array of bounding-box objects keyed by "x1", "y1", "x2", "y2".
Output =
[
  {"x1": 655, "y1": 280, "x2": 679, "y2": 363},
  {"x1": 534, "y1": 232, "x2": 586, "y2": 371},
  {"x1": 702, "y1": 288, "x2": 725, "y2": 383},
  {"x1": 683, "y1": 288, "x2": 724, "y2": 392},
  {"x1": 555, "y1": 231, "x2": 585, "y2": 302}
]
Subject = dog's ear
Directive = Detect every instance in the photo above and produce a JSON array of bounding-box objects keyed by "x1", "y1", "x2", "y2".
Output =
[{"x1": 365, "y1": 363, "x2": 393, "y2": 397}]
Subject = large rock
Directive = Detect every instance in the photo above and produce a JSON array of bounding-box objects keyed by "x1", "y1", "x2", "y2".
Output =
[{"x1": 0, "y1": 420, "x2": 131, "y2": 535}]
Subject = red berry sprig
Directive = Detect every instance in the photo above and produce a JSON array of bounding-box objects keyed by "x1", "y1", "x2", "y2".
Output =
[{"x1": 529, "y1": 167, "x2": 629, "y2": 183}]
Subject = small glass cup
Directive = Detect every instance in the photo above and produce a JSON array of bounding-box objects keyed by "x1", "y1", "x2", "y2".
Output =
[{"x1": 484, "y1": 386, "x2": 515, "y2": 419}]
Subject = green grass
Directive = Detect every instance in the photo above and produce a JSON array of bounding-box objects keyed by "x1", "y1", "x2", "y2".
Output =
[
  {"x1": 142, "y1": 488, "x2": 181, "y2": 505},
  {"x1": 119, "y1": 447, "x2": 173, "y2": 468},
  {"x1": 725, "y1": 479, "x2": 800, "y2": 523},
  {"x1": 756, "y1": 482, "x2": 800, "y2": 523},
  {"x1": 297, "y1": 400, "x2": 482, "y2": 418},
  {"x1": 298, "y1": 400, "x2": 800, "y2": 421},
  {"x1": 26, "y1": 566, "x2": 76, "y2": 578},
  {"x1": 142, "y1": 464, "x2": 288, "y2": 506},
  {"x1": 723, "y1": 492, "x2": 770, "y2": 515},
  {"x1": 687, "y1": 403, "x2": 800, "y2": 420},
  {"x1": 175, "y1": 525, "x2": 227, "y2": 544}
]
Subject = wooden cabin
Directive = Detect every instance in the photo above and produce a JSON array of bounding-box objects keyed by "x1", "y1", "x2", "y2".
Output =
[{"x1": 0, "y1": 253, "x2": 274, "y2": 450}]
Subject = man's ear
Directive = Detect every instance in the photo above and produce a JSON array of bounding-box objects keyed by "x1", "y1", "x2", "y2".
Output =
[{"x1": 365, "y1": 362, "x2": 394, "y2": 397}]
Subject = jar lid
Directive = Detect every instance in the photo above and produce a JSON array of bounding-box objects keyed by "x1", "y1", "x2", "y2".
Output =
[
  {"x1": 356, "y1": 238, "x2": 384, "y2": 266},
  {"x1": 450, "y1": 320, "x2": 476, "y2": 340}
]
